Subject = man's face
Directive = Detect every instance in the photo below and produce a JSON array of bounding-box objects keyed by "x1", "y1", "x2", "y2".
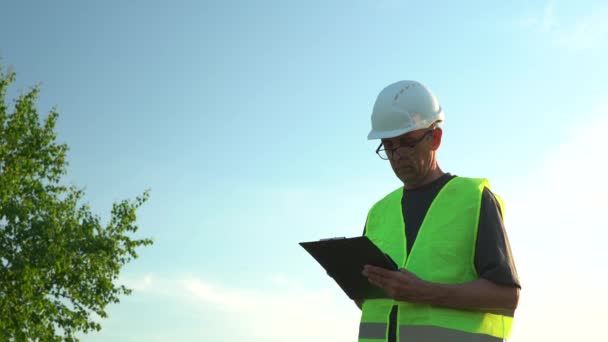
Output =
[{"x1": 381, "y1": 128, "x2": 441, "y2": 185}]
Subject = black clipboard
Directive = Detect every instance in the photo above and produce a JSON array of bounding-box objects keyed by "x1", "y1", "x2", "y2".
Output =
[{"x1": 299, "y1": 236, "x2": 398, "y2": 300}]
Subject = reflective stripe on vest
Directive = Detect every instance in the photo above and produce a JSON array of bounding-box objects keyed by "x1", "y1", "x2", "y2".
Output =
[
  {"x1": 399, "y1": 325, "x2": 503, "y2": 342},
  {"x1": 359, "y1": 322, "x2": 387, "y2": 339},
  {"x1": 358, "y1": 177, "x2": 512, "y2": 341},
  {"x1": 359, "y1": 323, "x2": 504, "y2": 342}
]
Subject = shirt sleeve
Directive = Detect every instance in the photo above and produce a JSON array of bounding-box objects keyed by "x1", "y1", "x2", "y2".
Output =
[{"x1": 475, "y1": 188, "x2": 521, "y2": 288}]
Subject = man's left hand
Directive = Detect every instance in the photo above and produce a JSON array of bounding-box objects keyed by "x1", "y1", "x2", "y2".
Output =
[{"x1": 362, "y1": 265, "x2": 437, "y2": 303}]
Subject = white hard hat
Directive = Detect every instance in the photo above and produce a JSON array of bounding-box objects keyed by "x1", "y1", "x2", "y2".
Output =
[{"x1": 368, "y1": 80, "x2": 444, "y2": 140}]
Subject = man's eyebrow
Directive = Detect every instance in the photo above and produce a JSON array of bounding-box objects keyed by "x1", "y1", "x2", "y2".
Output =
[
  {"x1": 383, "y1": 135, "x2": 419, "y2": 147},
  {"x1": 388, "y1": 138, "x2": 414, "y2": 146}
]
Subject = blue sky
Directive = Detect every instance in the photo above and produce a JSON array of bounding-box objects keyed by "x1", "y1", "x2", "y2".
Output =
[{"x1": 1, "y1": 1, "x2": 607, "y2": 341}]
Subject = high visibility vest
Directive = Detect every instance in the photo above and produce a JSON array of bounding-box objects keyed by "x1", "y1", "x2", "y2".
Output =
[{"x1": 359, "y1": 177, "x2": 513, "y2": 342}]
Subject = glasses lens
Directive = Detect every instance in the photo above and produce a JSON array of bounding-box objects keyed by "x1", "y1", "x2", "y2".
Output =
[{"x1": 378, "y1": 148, "x2": 389, "y2": 160}]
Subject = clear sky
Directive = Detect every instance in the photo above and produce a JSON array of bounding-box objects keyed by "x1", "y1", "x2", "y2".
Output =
[{"x1": 1, "y1": 1, "x2": 607, "y2": 341}]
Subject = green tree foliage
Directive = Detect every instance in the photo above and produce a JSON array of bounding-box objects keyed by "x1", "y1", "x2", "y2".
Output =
[{"x1": 0, "y1": 66, "x2": 153, "y2": 341}]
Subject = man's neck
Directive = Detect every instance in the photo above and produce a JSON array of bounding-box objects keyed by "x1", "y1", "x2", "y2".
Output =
[{"x1": 404, "y1": 166, "x2": 445, "y2": 190}]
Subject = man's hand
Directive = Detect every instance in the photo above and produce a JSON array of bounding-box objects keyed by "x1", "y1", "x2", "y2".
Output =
[
  {"x1": 362, "y1": 265, "x2": 520, "y2": 313},
  {"x1": 362, "y1": 265, "x2": 436, "y2": 303}
]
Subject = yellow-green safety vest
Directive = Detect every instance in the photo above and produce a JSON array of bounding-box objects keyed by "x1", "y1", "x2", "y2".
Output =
[{"x1": 359, "y1": 177, "x2": 513, "y2": 342}]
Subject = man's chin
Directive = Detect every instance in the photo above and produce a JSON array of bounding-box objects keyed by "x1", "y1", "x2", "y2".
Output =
[
  {"x1": 397, "y1": 174, "x2": 414, "y2": 185},
  {"x1": 396, "y1": 170, "x2": 414, "y2": 179},
  {"x1": 398, "y1": 174, "x2": 423, "y2": 187}
]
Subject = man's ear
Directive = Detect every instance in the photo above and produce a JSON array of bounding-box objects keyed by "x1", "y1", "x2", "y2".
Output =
[{"x1": 431, "y1": 128, "x2": 443, "y2": 151}]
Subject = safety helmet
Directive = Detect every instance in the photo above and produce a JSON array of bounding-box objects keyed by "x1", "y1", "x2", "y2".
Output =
[{"x1": 367, "y1": 80, "x2": 444, "y2": 140}]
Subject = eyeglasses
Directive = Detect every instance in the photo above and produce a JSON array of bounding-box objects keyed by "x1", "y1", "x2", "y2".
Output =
[{"x1": 376, "y1": 130, "x2": 433, "y2": 160}]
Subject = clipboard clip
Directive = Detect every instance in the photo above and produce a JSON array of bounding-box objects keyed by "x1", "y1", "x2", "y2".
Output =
[{"x1": 319, "y1": 237, "x2": 346, "y2": 241}]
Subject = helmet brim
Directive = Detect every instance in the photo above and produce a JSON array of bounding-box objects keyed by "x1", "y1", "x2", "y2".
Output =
[
  {"x1": 367, "y1": 127, "x2": 414, "y2": 140},
  {"x1": 367, "y1": 109, "x2": 444, "y2": 140}
]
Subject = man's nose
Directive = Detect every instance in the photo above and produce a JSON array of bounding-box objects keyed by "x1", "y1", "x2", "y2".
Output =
[{"x1": 393, "y1": 149, "x2": 413, "y2": 160}]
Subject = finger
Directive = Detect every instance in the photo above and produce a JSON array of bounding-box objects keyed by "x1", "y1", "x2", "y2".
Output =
[
  {"x1": 365, "y1": 265, "x2": 393, "y2": 277},
  {"x1": 364, "y1": 269, "x2": 390, "y2": 284},
  {"x1": 367, "y1": 274, "x2": 387, "y2": 289},
  {"x1": 365, "y1": 265, "x2": 388, "y2": 272},
  {"x1": 398, "y1": 268, "x2": 414, "y2": 276},
  {"x1": 362, "y1": 267, "x2": 379, "y2": 277},
  {"x1": 397, "y1": 269, "x2": 419, "y2": 282}
]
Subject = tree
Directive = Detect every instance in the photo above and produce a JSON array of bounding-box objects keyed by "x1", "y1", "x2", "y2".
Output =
[{"x1": 0, "y1": 65, "x2": 153, "y2": 341}]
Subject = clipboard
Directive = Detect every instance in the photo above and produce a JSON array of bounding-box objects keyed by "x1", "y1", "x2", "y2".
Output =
[{"x1": 299, "y1": 236, "x2": 398, "y2": 300}]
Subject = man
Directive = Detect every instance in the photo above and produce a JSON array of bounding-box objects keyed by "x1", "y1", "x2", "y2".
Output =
[{"x1": 358, "y1": 81, "x2": 520, "y2": 342}]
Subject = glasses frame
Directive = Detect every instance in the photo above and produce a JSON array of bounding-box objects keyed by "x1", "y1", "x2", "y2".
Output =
[{"x1": 375, "y1": 129, "x2": 434, "y2": 160}]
